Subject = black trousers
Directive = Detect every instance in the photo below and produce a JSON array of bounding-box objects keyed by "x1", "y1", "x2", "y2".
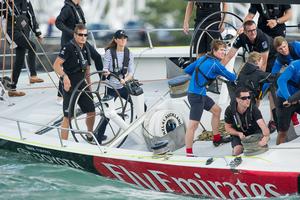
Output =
[
  {"x1": 57, "y1": 42, "x2": 103, "y2": 97},
  {"x1": 11, "y1": 31, "x2": 37, "y2": 89}
]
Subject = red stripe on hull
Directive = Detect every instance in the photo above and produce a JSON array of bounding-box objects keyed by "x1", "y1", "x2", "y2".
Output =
[{"x1": 93, "y1": 156, "x2": 298, "y2": 198}]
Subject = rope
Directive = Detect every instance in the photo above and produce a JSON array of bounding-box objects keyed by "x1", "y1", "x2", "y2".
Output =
[
  {"x1": 20, "y1": 32, "x2": 59, "y2": 90},
  {"x1": 2, "y1": 0, "x2": 9, "y2": 78},
  {"x1": 0, "y1": 1, "x2": 3, "y2": 78},
  {"x1": 4, "y1": 1, "x2": 60, "y2": 91},
  {"x1": 10, "y1": 0, "x2": 14, "y2": 74}
]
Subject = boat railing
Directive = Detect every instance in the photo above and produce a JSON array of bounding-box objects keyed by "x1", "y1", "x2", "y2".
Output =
[{"x1": 0, "y1": 115, "x2": 104, "y2": 153}]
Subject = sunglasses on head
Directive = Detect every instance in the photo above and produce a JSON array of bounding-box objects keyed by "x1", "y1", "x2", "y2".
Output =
[
  {"x1": 240, "y1": 96, "x2": 251, "y2": 100},
  {"x1": 76, "y1": 33, "x2": 88, "y2": 37}
]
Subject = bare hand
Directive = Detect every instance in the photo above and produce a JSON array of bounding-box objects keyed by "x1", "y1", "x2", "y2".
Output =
[
  {"x1": 266, "y1": 19, "x2": 277, "y2": 29},
  {"x1": 237, "y1": 26, "x2": 244, "y2": 35},
  {"x1": 238, "y1": 132, "x2": 245, "y2": 140},
  {"x1": 63, "y1": 75, "x2": 71, "y2": 92},
  {"x1": 258, "y1": 136, "x2": 269, "y2": 147},
  {"x1": 283, "y1": 100, "x2": 291, "y2": 107},
  {"x1": 37, "y1": 35, "x2": 43, "y2": 43},
  {"x1": 120, "y1": 79, "x2": 126, "y2": 85}
]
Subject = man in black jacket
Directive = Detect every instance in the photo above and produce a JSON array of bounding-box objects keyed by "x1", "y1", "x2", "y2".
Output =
[
  {"x1": 1, "y1": 0, "x2": 44, "y2": 97},
  {"x1": 55, "y1": 0, "x2": 103, "y2": 103},
  {"x1": 237, "y1": 52, "x2": 275, "y2": 105},
  {"x1": 225, "y1": 87, "x2": 270, "y2": 156}
]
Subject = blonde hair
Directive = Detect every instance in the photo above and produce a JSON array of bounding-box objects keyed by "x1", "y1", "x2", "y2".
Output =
[
  {"x1": 247, "y1": 52, "x2": 261, "y2": 65},
  {"x1": 210, "y1": 39, "x2": 226, "y2": 52}
]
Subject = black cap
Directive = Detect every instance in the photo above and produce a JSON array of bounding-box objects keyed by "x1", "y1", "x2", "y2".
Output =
[{"x1": 114, "y1": 30, "x2": 128, "y2": 39}]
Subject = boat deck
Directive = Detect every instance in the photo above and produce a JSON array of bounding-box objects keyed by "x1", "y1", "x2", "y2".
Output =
[{"x1": 1, "y1": 71, "x2": 300, "y2": 158}]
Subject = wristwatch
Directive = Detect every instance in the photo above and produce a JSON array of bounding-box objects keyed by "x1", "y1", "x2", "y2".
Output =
[{"x1": 276, "y1": 19, "x2": 281, "y2": 24}]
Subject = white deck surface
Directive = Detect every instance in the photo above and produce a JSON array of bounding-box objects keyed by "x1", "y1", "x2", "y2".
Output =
[{"x1": 1, "y1": 70, "x2": 300, "y2": 159}]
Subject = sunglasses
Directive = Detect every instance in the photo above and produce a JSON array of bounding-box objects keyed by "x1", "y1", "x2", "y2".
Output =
[
  {"x1": 246, "y1": 29, "x2": 257, "y2": 33},
  {"x1": 240, "y1": 96, "x2": 251, "y2": 100},
  {"x1": 76, "y1": 33, "x2": 88, "y2": 37}
]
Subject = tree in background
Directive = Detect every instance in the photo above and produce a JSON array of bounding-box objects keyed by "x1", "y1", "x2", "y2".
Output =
[{"x1": 138, "y1": 0, "x2": 193, "y2": 46}]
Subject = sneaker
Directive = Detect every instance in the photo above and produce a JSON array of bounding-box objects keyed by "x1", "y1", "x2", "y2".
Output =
[
  {"x1": 8, "y1": 90, "x2": 26, "y2": 97},
  {"x1": 213, "y1": 135, "x2": 231, "y2": 147},
  {"x1": 291, "y1": 113, "x2": 299, "y2": 127},
  {"x1": 30, "y1": 76, "x2": 44, "y2": 83},
  {"x1": 268, "y1": 120, "x2": 277, "y2": 134}
]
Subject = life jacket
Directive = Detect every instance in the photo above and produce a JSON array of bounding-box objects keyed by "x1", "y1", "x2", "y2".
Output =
[
  {"x1": 277, "y1": 43, "x2": 300, "y2": 66},
  {"x1": 65, "y1": 0, "x2": 85, "y2": 24},
  {"x1": 109, "y1": 47, "x2": 130, "y2": 78},
  {"x1": 260, "y1": 4, "x2": 280, "y2": 20},
  {"x1": 70, "y1": 39, "x2": 91, "y2": 73},
  {"x1": 231, "y1": 101, "x2": 254, "y2": 133},
  {"x1": 194, "y1": 54, "x2": 217, "y2": 88}
]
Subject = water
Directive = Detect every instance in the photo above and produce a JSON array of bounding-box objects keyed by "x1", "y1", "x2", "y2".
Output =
[{"x1": 0, "y1": 150, "x2": 197, "y2": 200}]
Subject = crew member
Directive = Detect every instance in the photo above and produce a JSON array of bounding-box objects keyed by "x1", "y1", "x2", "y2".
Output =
[
  {"x1": 270, "y1": 36, "x2": 300, "y2": 126},
  {"x1": 237, "y1": 52, "x2": 275, "y2": 105},
  {"x1": 97, "y1": 30, "x2": 135, "y2": 143},
  {"x1": 276, "y1": 60, "x2": 300, "y2": 144},
  {"x1": 225, "y1": 87, "x2": 270, "y2": 156},
  {"x1": 55, "y1": 0, "x2": 103, "y2": 104},
  {"x1": 183, "y1": 1, "x2": 227, "y2": 57},
  {"x1": 184, "y1": 39, "x2": 236, "y2": 156},
  {"x1": 1, "y1": 0, "x2": 44, "y2": 97},
  {"x1": 52, "y1": 24, "x2": 95, "y2": 140},
  {"x1": 243, "y1": 4, "x2": 292, "y2": 38}
]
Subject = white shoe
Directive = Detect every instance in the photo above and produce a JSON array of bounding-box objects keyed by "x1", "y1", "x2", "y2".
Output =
[{"x1": 56, "y1": 97, "x2": 63, "y2": 106}]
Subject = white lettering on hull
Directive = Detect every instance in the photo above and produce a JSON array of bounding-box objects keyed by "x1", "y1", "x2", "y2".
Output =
[{"x1": 102, "y1": 162, "x2": 282, "y2": 198}]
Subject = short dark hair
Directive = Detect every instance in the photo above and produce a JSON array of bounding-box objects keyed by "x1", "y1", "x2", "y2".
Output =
[
  {"x1": 74, "y1": 23, "x2": 87, "y2": 33},
  {"x1": 235, "y1": 87, "x2": 250, "y2": 98},
  {"x1": 243, "y1": 20, "x2": 256, "y2": 30}
]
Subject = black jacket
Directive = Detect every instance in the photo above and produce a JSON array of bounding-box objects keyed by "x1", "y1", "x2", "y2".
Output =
[
  {"x1": 55, "y1": 0, "x2": 86, "y2": 46},
  {"x1": 0, "y1": 0, "x2": 41, "y2": 39},
  {"x1": 237, "y1": 62, "x2": 275, "y2": 97}
]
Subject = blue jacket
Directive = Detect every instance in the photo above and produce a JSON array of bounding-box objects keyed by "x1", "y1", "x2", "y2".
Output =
[
  {"x1": 271, "y1": 41, "x2": 300, "y2": 74},
  {"x1": 277, "y1": 60, "x2": 300, "y2": 100},
  {"x1": 184, "y1": 55, "x2": 236, "y2": 95}
]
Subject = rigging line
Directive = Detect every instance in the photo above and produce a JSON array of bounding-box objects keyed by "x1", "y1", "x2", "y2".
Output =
[
  {"x1": 0, "y1": 0, "x2": 3, "y2": 78},
  {"x1": 2, "y1": 0, "x2": 9, "y2": 78},
  {"x1": 132, "y1": 47, "x2": 152, "y2": 78},
  {"x1": 10, "y1": 0, "x2": 14, "y2": 74},
  {"x1": 19, "y1": 31, "x2": 59, "y2": 90}
]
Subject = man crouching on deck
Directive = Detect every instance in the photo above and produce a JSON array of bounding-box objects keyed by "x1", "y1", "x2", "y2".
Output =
[
  {"x1": 53, "y1": 24, "x2": 95, "y2": 140},
  {"x1": 184, "y1": 39, "x2": 236, "y2": 156},
  {"x1": 224, "y1": 87, "x2": 270, "y2": 156}
]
